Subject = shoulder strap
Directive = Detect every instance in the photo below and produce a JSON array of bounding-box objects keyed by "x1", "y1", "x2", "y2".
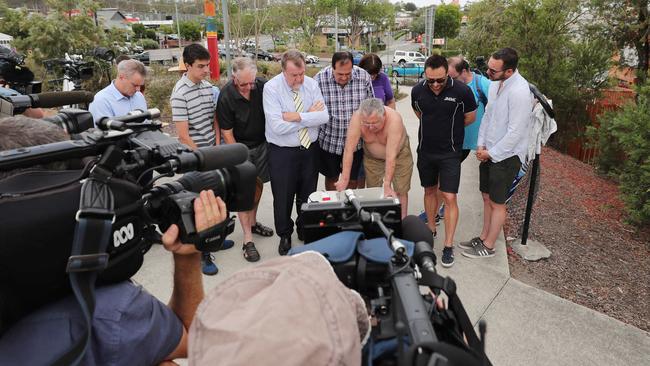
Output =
[
  {"x1": 52, "y1": 160, "x2": 117, "y2": 365},
  {"x1": 419, "y1": 270, "x2": 491, "y2": 365}
]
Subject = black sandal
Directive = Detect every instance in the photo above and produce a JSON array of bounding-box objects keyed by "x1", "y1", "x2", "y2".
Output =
[
  {"x1": 243, "y1": 242, "x2": 260, "y2": 262},
  {"x1": 252, "y1": 222, "x2": 274, "y2": 237}
]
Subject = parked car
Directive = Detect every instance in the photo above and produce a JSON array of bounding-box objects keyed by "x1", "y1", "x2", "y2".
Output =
[
  {"x1": 388, "y1": 62, "x2": 425, "y2": 78},
  {"x1": 351, "y1": 50, "x2": 365, "y2": 65},
  {"x1": 393, "y1": 50, "x2": 426, "y2": 66},
  {"x1": 131, "y1": 51, "x2": 150, "y2": 65},
  {"x1": 246, "y1": 48, "x2": 278, "y2": 61},
  {"x1": 305, "y1": 54, "x2": 319, "y2": 64}
]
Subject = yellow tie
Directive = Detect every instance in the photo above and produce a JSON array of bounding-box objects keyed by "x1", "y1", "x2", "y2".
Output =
[{"x1": 293, "y1": 90, "x2": 311, "y2": 149}]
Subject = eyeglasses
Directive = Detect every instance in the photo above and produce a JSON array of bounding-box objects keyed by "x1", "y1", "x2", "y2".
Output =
[
  {"x1": 487, "y1": 68, "x2": 505, "y2": 74},
  {"x1": 425, "y1": 77, "x2": 447, "y2": 85}
]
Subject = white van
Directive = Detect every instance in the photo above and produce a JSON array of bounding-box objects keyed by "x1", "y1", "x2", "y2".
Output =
[{"x1": 393, "y1": 50, "x2": 426, "y2": 65}]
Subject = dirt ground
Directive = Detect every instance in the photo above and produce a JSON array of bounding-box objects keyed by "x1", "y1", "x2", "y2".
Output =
[{"x1": 506, "y1": 147, "x2": 650, "y2": 332}]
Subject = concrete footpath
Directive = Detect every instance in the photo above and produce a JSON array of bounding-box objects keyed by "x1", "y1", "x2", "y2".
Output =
[{"x1": 134, "y1": 86, "x2": 650, "y2": 365}]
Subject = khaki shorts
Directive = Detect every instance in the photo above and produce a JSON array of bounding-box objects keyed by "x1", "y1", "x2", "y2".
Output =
[{"x1": 363, "y1": 136, "x2": 413, "y2": 194}]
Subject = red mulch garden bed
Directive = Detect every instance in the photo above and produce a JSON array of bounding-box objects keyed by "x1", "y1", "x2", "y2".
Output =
[{"x1": 507, "y1": 146, "x2": 650, "y2": 332}]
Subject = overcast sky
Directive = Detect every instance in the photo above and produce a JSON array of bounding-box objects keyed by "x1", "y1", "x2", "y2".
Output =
[{"x1": 390, "y1": 0, "x2": 470, "y2": 8}]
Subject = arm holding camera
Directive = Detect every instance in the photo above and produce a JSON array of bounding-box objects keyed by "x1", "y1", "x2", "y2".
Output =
[{"x1": 161, "y1": 190, "x2": 227, "y2": 362}]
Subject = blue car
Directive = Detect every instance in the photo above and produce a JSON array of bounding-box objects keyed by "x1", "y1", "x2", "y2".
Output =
[
  {"x1": 389, "y1": 62, "x2": 425, "y2": 78},
  {"x1": 351, "y1": 50, "x2": 365, "y2": 65}
]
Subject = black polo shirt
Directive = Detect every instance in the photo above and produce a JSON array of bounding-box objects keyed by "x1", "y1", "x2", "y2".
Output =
[
  {"x1": 216, "y1": 77, "x2": 267, "y2": 148},
  {"x1": 411, "y1": 77, "x2": 477, "y2": 155}
]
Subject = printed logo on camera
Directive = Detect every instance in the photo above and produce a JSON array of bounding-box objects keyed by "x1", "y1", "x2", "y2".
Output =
[{"x1": 113, "y1": 223, "x2": 135, "y2": 247}]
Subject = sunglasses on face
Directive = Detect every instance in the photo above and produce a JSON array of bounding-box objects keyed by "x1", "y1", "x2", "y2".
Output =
[
  {"x1": 426, "y1": 77, "x2": 447, "y2": 85},
  {"x1": 487, "y1": 68, "x2": 506, "y2": 74}
]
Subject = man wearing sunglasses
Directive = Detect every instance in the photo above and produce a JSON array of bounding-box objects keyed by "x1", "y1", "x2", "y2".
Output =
[
  {"x1": 89, "y1": 59, "x2": 148, "y2": 125},
  {"x1": 411, "y1": 54, "x2": 477, "y2": 268},
  {"x1": 460, "y1": 48, "x2": 533, "y2": 261}
]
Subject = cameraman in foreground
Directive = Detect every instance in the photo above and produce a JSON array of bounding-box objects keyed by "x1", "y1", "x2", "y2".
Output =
[{"x1": 0, "y1": 116, "x2": 224, "y2": 365}]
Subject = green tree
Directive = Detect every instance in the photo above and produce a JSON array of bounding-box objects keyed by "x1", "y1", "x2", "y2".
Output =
[
  {"x1": 591, "y1": 84, "x2": 650, "y2": 225},
  {"x1": 132, "y1": 23, "x2": 146, "y2": 39},
  {"x1": 404, "y1": 2, "x2": 417, "y2": 12},
  {"x1": 342, "y1": 0, "x2": 395, "y2": 49},
  {"x1": 589, "y1": 0, "x2": 649, "y2": 84},
  {"x1": 176, "y1": 20, "x2": 203, "y2": 42},
  {"x1": 0, "y1": 0, "x2": 106, "y2": 62},
  {"x1": 410, "y1": 4, "x2": 461, "y2": 39},
  {"x1": 433, "y1": 4, "x2": 461, "y2": 39}
]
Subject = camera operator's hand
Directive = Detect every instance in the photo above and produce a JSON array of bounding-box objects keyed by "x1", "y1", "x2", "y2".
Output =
[{"x1": 161, "y1": 190, "x2": 227, "y2": 255}]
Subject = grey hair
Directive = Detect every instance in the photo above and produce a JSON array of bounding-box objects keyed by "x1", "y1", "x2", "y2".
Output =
[
  {"x1": 359, "y1": 98, "x2": 385, "y2": 117},
  {"x1": 0, "y1": 116, "x2": 69, "y2": 179},
  {"x1": 232, "y1": 57, "x2": 257, "y2": 77},
  {"x1": 281, "y1": 50, "x2": 305, "y2": 70},
  {"x1": 117, "y1": 59, "x2": 146, "y2": 78}
]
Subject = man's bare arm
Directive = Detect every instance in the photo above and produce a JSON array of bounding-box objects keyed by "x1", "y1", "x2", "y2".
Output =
[
  {"x1": 335, "y1": 113, "x2": 363, "y2": 190},
  {"x1": 221, "y1": 129, "x2": 236, "y2": 144},
  {"x1": 384, "y1": 114, "x2": 405, "y2": 189},
  {"x1": 464, "y1": 110, "x2": 477, "y2": 126},
  {"x1": 176, "y1": 121, "x2": 198, "y2": 150},
  {"x1": 213, "y1": 116, "x2": 221, "y2": 145}
]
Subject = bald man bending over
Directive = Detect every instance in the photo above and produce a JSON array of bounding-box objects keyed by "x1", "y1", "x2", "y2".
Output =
[{"x1": 335, "y1": 98, "x2": 413, "y2": 218}]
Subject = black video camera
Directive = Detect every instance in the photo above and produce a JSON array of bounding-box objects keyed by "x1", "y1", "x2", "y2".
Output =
[
  {"x1": 295, "y1": 190, "x2": 491, "y2": 366},
  {"x1": 0, "y1": 47, "x2": 42, "y2": 94},
  {"x1": 0, "y1": 108, "x2": 256, "y2": 332}
]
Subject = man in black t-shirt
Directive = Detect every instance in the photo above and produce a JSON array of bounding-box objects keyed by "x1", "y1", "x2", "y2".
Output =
[
  {"x1": 411, "y1": 54, "x2": 477, "y2": 268},
  {"x1": 217, "y1": 57, "x2": 273, "y2": 262}
]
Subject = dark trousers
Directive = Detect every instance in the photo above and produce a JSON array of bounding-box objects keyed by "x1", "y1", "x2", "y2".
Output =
[{"x1": 268, "y1": 142, "x2": 320, "y2": 238}]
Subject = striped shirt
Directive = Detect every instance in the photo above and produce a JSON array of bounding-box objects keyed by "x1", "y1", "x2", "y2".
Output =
[
  {"x1": 315, "y1": 65, "x2": 374, "y2": 155},
  {"x1": 171, "y1": 74, "x2": 217, "y2": 147}
]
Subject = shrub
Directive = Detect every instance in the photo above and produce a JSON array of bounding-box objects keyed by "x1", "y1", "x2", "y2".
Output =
[
  {"x1": 144, "y1": 65, "x2": 180, "y2": 120},
  {"x1": 137, "y1": 39, "x2": 159, "y2": 50},
  {"x1": 590, "y1": 84, "x2": 650, "y2": 225}
]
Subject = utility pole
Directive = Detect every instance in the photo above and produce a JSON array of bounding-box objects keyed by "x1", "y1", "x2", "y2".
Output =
[
  {"x1": 175, "y1": 0, "x2": 182, "y2": 49},
  {"x1": 221, "y1": 0, "x2": 232, "y2": 78},
  {"x1": 254, "y1": 0, "x2": 259, "y2": 62},
  {"x1": 334, "y1": 6, "x2": 339, "y2": 52}
]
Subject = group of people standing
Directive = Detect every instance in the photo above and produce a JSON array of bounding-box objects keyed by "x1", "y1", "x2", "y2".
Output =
[{"x1": 88, "y1": 44, "x2": 533, "y2": 273}]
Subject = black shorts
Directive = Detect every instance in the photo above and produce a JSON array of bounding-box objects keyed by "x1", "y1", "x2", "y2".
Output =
[
  {"x1": 417, "y1": 151, "x2": 462, "y2": 193},
  {"x1": 479, "y1": 156, "x2": 522, "y2": 204},
  {"x1": 319, "y1": 148, "x2": 363, "y2": 180},
  {"x1": 248, "y1": 142, "x2": 270, "y2": 183}
]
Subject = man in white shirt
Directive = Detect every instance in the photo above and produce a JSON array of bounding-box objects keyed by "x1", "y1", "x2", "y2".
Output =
[{"x1": 460, "y1": 48, "x2": 533, "y2": 259}]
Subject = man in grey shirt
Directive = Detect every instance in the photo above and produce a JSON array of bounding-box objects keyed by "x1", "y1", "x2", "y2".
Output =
[{"x1": 460, "y1": 48, "x2": 533, "y2": 259}]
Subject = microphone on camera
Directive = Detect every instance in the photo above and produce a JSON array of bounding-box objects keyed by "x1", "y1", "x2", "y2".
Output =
[
  {"x1": 401, "y1": 215, "x2": 437, "y2": 272},
  {"x1": 1, "y1": 91, "x2": 94, "y2": 115}
]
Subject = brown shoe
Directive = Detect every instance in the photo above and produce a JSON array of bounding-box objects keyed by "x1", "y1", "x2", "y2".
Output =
[{"x1": 243, "y1": 242, "x2": 260, "y2": 262}]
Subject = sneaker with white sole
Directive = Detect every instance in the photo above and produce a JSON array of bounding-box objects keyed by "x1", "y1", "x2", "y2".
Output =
[
  {"x1": 458, "y1": 237, "x2": 483, "y2": 250},
  {"x1": 441, "y1": 247, "x2": 454, "y2": 267},
  {"x1": 461, "y1": 242, "x2": 495, "y2": 258}
]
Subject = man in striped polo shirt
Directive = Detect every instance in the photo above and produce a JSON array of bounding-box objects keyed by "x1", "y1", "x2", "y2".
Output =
[{"x1": 171, "y1": 44, "x2": 234, "y2": 275}]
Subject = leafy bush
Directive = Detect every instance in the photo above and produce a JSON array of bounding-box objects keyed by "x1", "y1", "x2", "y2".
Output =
[
  {"x1": 590, "y1": 85, "x2": 650, "y2": 225},
  {"x1": 144, "y1": 65, "x2": 181, "y2": 120},
  {"x1": 137, "y1": 39, "x2": 159, "y2": 50}
]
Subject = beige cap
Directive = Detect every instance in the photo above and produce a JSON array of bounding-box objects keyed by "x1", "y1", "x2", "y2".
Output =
[
  {"x1": 189, "y1": 251, "x2": 370, "y2": 366},
  {"x1": 168, "y1": 56, "x2": 186, "y2": 72}
]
